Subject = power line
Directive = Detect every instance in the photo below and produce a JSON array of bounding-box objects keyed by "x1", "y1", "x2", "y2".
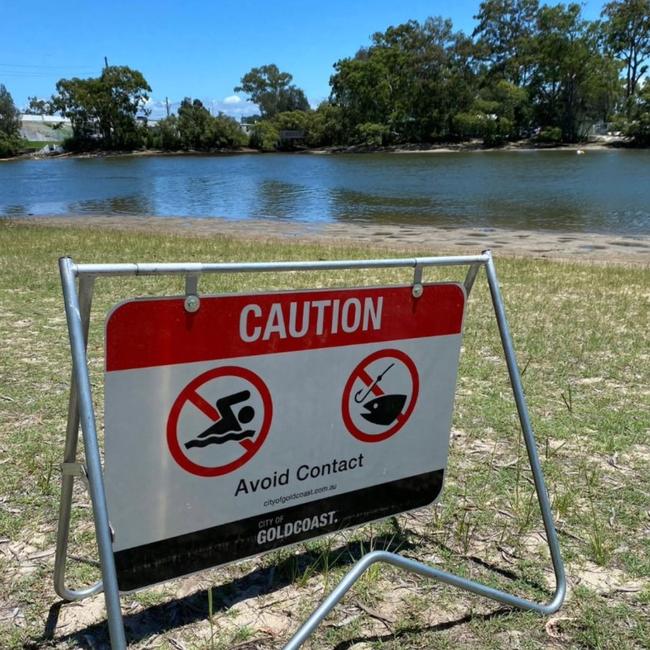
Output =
[
  {"x1": 0, "y1": 62, "x2": 97, "y2": 71},
  {"x1": 1, "y1": 71, "x2": 76, "y2": 77}
]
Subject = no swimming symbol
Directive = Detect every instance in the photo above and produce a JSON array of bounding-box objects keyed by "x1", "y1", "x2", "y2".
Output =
[{"x1": 167, "y1": 366, "x2": 273, "y2": 477}]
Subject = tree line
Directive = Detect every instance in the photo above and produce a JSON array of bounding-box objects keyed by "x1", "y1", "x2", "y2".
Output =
[{"x1": 1, "y1": 0, "x2": 649, "y2": 157}]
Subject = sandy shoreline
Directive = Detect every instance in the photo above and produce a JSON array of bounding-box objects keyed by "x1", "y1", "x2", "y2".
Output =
[
  {"x1": 14, "y1": 215, "x2": 649, "y2": 266},
  {"x1": 2, "y1": 135, "x2": 638, "y2": 162}
]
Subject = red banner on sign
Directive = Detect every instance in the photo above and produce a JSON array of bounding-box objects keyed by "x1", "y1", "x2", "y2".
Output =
[{"x1": 106, "y1": 284, "x2": 465, "y2": 372}]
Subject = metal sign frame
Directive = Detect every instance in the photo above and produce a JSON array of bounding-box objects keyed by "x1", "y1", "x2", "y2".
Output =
[{"x1": 55, "y1": 251, "x2": 565, "y2": 649}]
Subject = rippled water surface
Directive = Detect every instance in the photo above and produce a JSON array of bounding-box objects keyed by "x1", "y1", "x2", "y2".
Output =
[{"x1": 1, "y1": 150, "x2": 649, "y2": 235}]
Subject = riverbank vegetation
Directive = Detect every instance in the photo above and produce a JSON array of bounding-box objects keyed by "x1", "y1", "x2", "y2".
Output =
[
  {"x1": 0, "y1": 84, "x2": 23, "y2": 157},
  {"x1": 2, "y1": 0, "x2": 649, "y2": 157},
  {"x1": 0, "y1": 220, "x2": 648, "y2": 647}
]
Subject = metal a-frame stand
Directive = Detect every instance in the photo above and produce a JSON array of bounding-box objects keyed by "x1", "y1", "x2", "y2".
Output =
[{"x1": 54, "y1": 251, "x2": 565, "y2": 649}]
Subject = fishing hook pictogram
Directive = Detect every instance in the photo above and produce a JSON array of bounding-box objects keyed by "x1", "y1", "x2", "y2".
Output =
[{"x1": 354, "y1": 363, "x2": 395, "y2": 403}]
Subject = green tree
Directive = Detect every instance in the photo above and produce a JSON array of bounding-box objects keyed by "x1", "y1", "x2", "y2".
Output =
[
  {"x1": 0, "y1": 84, "x2": 21, "y2": 136},
  {"x1": 330, "y1": 18, "x2": 476, "y2": 143},
  {"x1": 235, "y1": 64, "x2": 309, "y2": 118},
  {"x1": 247, "y1": 106, "x2": 345, "y2": 150},
  {"x1": 273, "y1": 110, "x2": 309, "y2": 132},
  {"x1": 24, "y1": 96, "x2": 54, "y2": 115},
  {"x1": 52, "y1": 66, "x2": 151, "y2": 150},
  {"x1": 601, "y1": 0, "x2": 650, "y2": 102},
  {"x1": 149, "y1": 115, "x2": 180, "y2": 149},
  {"x1": 305, "y1": 102, "x2": 345, "y2": 146},
  {"x1": 250, "y1": 120, "x2": 279, "y2": 151},
  {"x1": 489, "y1": 79, "x2": 531, "y2": 131},
  {"x1": 453, "y1": 80, "x2": 529, "y2": 143},
  {"x1": 177, "y1": 98, "x2": 212, "y2": 149},
  {"x1": 173, "y1": 99, "x2": 248, "y2": 150},
  {"x1": 625, "y1": 80, "x2": 650, "y2": 143},
  {"x1": 355, "y1": 122, "x2": 390, "y2": 146},
  {"x1": 473, "y1": 0, "x2": 540, "y2": 86},
  {"x1": 211, "y1": 113, "x2": 248, "y2": 148},
  {"x1": 329, "y1": 52, "x2": 392, "y2": 139},
  {"x1": 266, "y1": 111, "x2": 308, "y2": 150},
  {"x1": 98, "y1": 66, "x2": 151, "y2": 148},
  {"x1": 0, "y1": 84, "x2": 22, "y2": 157},
  {"x1": 529, "y1": 4, "x2": 620, "y2": 142}
]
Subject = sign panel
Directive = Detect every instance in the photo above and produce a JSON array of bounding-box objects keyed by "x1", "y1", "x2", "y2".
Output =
[{"x1": 104, "y1": 284, "x2": 466, "y2": 591}]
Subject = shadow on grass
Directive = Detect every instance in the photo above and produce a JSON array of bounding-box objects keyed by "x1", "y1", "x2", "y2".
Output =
[
  {"x1": 33, "y1": 528, "x2": 547, "y2": 649},
  {"x1": 406, "y1": 528, "x2": 550, "y2": 593},
  {"x1": 32, "y1": 533, "x2": 415, "y2": 649},
  {"x1": 332, "y1": 607, "x2": 514, "y2": 650}
]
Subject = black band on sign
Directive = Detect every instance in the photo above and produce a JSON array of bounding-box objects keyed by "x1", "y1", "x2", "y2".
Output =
[{"x1": 113, "y1": 469, "x2": 445, "y2": 592}]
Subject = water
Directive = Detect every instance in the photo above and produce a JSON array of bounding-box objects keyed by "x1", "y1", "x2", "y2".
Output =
[{"x1": 1, "y1": 150, "x2": 649, "y2": 235}]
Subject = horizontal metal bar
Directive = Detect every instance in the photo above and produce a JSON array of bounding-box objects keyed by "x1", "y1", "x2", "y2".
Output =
[{"x1": 71, "y1": 254, "x2": 490, "y2": 278}]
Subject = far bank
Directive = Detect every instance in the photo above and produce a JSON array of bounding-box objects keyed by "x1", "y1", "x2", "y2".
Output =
[{"x1": 2, "y1": 134, "x2": 643, "y2": 162}]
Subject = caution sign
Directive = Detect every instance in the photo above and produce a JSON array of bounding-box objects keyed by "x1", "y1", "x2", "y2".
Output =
[{"x1": 104, "y1": 283, "x2": 466, "y2": 591}]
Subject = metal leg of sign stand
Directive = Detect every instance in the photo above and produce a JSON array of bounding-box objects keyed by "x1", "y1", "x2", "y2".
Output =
[
  {"x1": 463, "y1": 262, "x2": 481, "y2": 296},
  {"x1": 283, "y1": 252, "x2": 566, "y2": 650},
  {"x1": 57, "y1": 259, "x2": 127, "y2": 650},
  {"x1": 54, "y1": 274, "x2": 103, "y2": 601}
]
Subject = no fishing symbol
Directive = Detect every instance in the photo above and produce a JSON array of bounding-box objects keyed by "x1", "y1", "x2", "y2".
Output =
[
  {"x1": 167, "y1": 366, "x2": 273, "y2": 477},
  {"x1": 342, "y1": 349, "x2": 419, "y2": 443}
]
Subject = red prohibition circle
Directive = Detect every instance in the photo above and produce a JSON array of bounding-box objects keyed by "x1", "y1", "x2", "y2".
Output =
[
  {"x1": 167, "y1": 366, "x2": 272, "y2": 477},
  {"x1": 342, "y1": 349, "x2": 419, "y2": 443}
]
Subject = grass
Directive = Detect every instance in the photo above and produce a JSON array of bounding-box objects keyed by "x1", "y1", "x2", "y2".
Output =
[
  {"x1": 21, "y1": 140, "x2": 62, "y2": 151},
  {"x1": 0, "y1": 220, "x2": 648, "y2": 648}
]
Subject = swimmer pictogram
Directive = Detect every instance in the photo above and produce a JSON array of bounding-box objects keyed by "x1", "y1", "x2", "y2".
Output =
[
  {"x1": 167, "y1": 366, "x2": 273, "y2": 477},
  {"x1": 342, "y1": 349, "x2": 419, "y2": 443},
  {"x1": 184, "y1": 390, "x2": 256, "y2": 449}
]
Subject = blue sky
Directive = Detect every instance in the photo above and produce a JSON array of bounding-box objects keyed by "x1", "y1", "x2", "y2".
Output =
[{"x1": 2, "y1": 0, "x2": 606, "y2": 118}]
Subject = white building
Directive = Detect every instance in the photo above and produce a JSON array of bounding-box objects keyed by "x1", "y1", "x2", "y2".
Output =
[{"x1": 19, "y1": 114, "x2": 72, "y2": 142}]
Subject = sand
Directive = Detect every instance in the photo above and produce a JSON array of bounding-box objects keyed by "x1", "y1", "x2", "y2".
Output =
[{"x1": 18, "y1": 214, "x2": 650, "y2": 265}]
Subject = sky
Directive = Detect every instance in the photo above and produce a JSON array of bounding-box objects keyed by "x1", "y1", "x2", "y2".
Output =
[{"x1": 2, "y1": 0, "x2": 606, "y2": 119}]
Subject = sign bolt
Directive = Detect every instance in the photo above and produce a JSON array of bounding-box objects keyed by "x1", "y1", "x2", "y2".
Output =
[{"x1": 184, "y1": 295, "x2": 200, "y2": 313}]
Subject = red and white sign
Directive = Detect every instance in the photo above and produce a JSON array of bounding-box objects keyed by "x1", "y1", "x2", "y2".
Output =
[{"x1": 104, "y1": 283, "x2": 466, "y2": 588}]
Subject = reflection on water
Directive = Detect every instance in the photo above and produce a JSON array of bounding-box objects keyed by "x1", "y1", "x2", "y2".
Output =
[
  {"x1": 2, "y1": 204, "x2": 29, "y2": 216},
  {"x1": 70, "y1": 195, "x2": 154, "y2": 215},
  {"x1": 257, "y1": 180, "x2": 307, "y2": 220},
  {"x1": 1, "y1": 151, "x2": 649, "y2": 235},
  {"x1": 330, "y1": 188, "x2": 442, "y2": 225}
]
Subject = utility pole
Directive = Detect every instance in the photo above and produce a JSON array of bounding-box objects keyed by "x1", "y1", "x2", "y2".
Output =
[
  {"x1": 165, "y1": 97, "x2": 170, "y2": 117},
  {"x1": 104, "y1": 56, "x2": 109, "y2": 69}
]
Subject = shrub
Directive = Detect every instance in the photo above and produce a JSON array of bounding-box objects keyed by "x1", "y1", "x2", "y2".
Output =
[
  {"x1": 355, "y1": 122, "x2": 389, "y2": 147},
  {"x1": 211, "y1": 114, "x2": 248, "y2": 148},
  {"x1": 250, "y1": 121, "x2": 279, "y2": 151},
  {"x1": 0, "y1": 133, "x2": 22, "y2": 157},
  {"x1": 535, "y1": 126, "x2": 563, "y2": 143},
  {"x1": 306, "y1": 103, "x2": 344, "y2": 147}
]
